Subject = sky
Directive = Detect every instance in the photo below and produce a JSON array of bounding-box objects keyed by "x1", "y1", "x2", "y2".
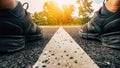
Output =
[{"x1": 18, "y1": 0, "x2": 103, "y2": 16}]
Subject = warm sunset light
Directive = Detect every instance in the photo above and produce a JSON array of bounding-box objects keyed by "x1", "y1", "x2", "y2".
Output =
[
  {"x1": 19, "y1": 0, "x2": 102, "y2": 14},
  {"x1": 18, "y1": 0, "x2": 102, "y2": 26},
  {"x1": 54, "y1": 0, "x2": 76, "y2": 9}
]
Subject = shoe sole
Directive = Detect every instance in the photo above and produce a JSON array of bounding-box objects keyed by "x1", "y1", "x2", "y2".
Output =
[
  {"x1": 0, "y1": 35, "x2": 25, "y2": 52},
  {"x1": 79, "y1": 31, "x2": 101, "y2": 41},
  {"x1": 102, "y1": 32, "x2": 120, "y2": 49}
]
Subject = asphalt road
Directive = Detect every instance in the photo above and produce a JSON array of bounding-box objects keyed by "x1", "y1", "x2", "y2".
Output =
[
  {"x1": 0, "y1": 26, "x2": 120, "y2": 68},
  {"x1": 64, "y1": 26, "x2": 120, "y2": 68}
]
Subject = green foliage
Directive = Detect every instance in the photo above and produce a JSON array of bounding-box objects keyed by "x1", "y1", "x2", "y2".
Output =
[
  {"x1": 72, "y1": 17, "x2": 90, "y2": 25},
  {"x1": 32, "y1": 12, "x2": 48, "y2": 25},
  {"x1": 43, "y1": 1, "x2": 63, "y2": 25},
  {"x1": 32, "y1": 0, "x2": 93, "y2": 25},
  {"x1": 77, "y1": 0, "x2": 93, "y2": 18}
]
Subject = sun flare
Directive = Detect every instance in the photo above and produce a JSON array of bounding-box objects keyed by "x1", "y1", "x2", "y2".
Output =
[{"x1": 54, "y1": 0, "x2": 76, "y2": 9}]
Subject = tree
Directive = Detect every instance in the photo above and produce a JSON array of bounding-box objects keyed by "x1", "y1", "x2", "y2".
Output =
[
  {"x1": 77, "y1": 0, "x2": 93, "y2": 24},
  {"x1": 43, "y1": 1, "x2": 63, "y2": 25},
  {"x1": 32, "y1": 12, "x2": 48, "y2": 25},
  {"x1": 62, "y1": 4, "x2": 75, "y2": 25},
  {"x1": 33, "y1": 1, "x2": 75, "y2": 25}
]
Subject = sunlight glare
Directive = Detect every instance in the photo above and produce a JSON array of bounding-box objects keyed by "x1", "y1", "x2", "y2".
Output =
[{"x1": 54, "y1": 0, "x2": 75, "y2": 9}]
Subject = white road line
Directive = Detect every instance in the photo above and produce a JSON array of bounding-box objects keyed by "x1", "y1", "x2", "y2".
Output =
[{"x1": 33, "y1": 27, "x2": 99, "y2": 68}]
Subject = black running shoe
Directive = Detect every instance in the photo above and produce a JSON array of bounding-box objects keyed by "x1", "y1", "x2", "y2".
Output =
[
  {"x1": 79, "y1": 4, "x2": 120, "y2": 49},
  {"x1": 0, "y1": 2, "x2": 43, "y2": 52}
]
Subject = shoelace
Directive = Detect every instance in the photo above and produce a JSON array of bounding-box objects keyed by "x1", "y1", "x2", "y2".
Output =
[{"x1": 22, "y1": 2, "x2": 29, "y2": 11}]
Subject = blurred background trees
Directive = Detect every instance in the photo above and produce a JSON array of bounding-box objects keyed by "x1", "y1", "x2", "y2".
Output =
[
  {"x1": 76, "y1": 0, "x2": 93, "y2": 24},
  {"x1": 32, "y1": 0, "x2": 93, "y2": 25}
]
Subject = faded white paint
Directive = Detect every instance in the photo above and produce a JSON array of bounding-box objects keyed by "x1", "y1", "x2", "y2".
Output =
[{"x1": 33, "y1": 27, "x2": 99, "y2": 68}]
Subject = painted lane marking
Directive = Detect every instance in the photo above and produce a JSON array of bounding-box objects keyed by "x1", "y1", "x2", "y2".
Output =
[{"x1": 33, "y1": 27, "x2": 99, "y2": 68}]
